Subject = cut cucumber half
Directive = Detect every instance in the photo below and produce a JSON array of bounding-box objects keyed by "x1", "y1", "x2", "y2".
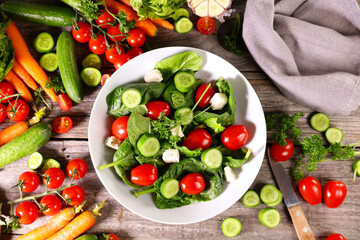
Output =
[
  {"x1": 260, "y1": 184, "x2": 281, "y2": 205},
  {"x1": 222, "y1": 217, "x2": 242, "y2": 238},
  {"x1": 201, "y1": 148, "x2": 222, "y2": 168},
  {"x1": 174, "y1": 17, "x2": 193, "y2": 34},
  {"x1": 172, "y1": 8, "x2": 190, "y2": 21},
  {"x1": 28, "y1": 152, "x2": 44, "y2": 170},
  {"x1": 41, "y1": 158, "x2": 61, "y2": 173},
  {"x1": 174, "y1": 107, "x2": 193, "y2": 125},
  {"x1": 160, "y1": 178, "x2": 180, "y2": 199},
  {"x1": 33, "y1": 32, "x2": 54, "y2": 53},
  {"x1": 353, "y1": 159, "x2": 360, "y2": 176},
  {"x1": 258, "y1": 208, "x2": 281, "y2": 228},
  {"x1": 122, "y1": 88, "x2": 142, "y2": 109},
  {"x1": 174, "y1": 72, "x2": 196, "y2": 92},
  {"x1": 242, "y1": 190, "x2": 260, "y2": 208},
  {"x1": 325, "y1": 127, "x2": 343, "y2": 145},
  {"x1": 81, "y1": 53, "x2": 102, "y2": 70},
  {"x1": 137, "y1": 133, "x2": 160, "y2": 157},
  {"x1": 39, "y1": 53, "x2": 58, "y2": 72},
  {"x1": 266, "y1": 190, "x2": 283, "y2": 207},
  {"x1": 310, "y1": 113, "x2": 330, "y2": 132},
  {"x1": 80, "y1": 67, "x2": 102, "y2": 87}
]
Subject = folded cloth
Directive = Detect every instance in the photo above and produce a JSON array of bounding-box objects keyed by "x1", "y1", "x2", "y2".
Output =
[{"x1": 243, "y1": 0, "x2": 360, "y2": 115}]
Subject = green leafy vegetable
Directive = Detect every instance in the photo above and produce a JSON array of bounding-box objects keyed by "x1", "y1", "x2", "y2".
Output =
[
  {"x1": 204, "y1": 118, "x2": 225, "y2": 134},
  {"x1": 217, "y1": 145, "x2": 252, "y2": 168},
  {"x1": 219, "y1": 14, "x2": 243, "y2": 56},
  {"x1": 162, "y1": 79, "x2": 201, "y2": 109},
  {"x1": 60, "y1": 0, "x2": 100, "y2": 21},
  {"x1": 150, "y1": 112, "x2": 180, "y2": 147},
  {"x1": 45, "y1": 76, "x2": 66, "y2": 93},
  {"x1": 0, "y1": 203, "x2": 20, "y2": 234},
  {"x1": 176, "y1": 146, "x2": 202, "y2": 157},
  {"x1": 130, "y1": 0, "x2": 186, "y2": 20},
  {"x1": 34, "y1": 88, "x2": 52, "y2": 110},
  {"x1": 127, "y1": 106, "x2": 152, "y2": 153},
  {"x1": 0, "y1": 11, "x2": 14, "y2": 81}
]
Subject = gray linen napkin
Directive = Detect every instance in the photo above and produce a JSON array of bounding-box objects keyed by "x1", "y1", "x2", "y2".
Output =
[{"x1": 243, "y1": 0, "x2": 360, "y2": 115}]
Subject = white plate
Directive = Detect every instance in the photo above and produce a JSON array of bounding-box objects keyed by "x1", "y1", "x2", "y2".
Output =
[{"x1": 88, "y1": 47, "x2": 266, "y2": 224}]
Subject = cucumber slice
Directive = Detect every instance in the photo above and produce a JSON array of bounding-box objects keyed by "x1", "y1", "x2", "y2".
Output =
[
  {"x1": 353, "y1": 159, "x2": 360, "y2": 181},
  {"x1": 222, "y1": 217, "x2": 242, "y2": 238},
  {"x1": 242, "y1": 190, "x2": 260, "y2": 208},
  {"x1": 174, "y1": 107, "x2": 193, "y2": 125},
  {"x1": 160, "y1": 178, "x2": 180, "y2": 199},
  {"x1": 201, "y1": 148, "x2": 222, "y2": 169},
  {"x1": 172, "y1": 8, "x2": 190, "y2": 21},
  {"x1": 325, "y1": 127, "x2": 343, "y2": 145},
  {"x1": 310, "y1": 113, "x2": 330, "y2": 132},
  {"x1": 137, "y1": 134, "x2": 160, "y2": 157},
  {"x1": 33, "y1": 32, "x2": 54, "y2": 53},
  {"x1": 174, "y1": 72, "x2": 196, "y2": 92},
  {"x1": 258, "y1": 208, "x2": 281, "y2": 228},
  {"x1": 80, "y1": 67, "x2": 102, "y2": 87},
  {"x1": 39, "y1": 53, "x2": 58, "y2": 72},
  {"x1": 81, "y1": 53, "x2": 102, "y2": 70},
  {"x1": 260, "y1": 184, "x2": 281, "y2": 205},
  {"x1": 41, "y1": 158, "x2": 61, "y2": 173},
  {"x1": 28, "y1": 152, "x2": 44, "y2": 170},
  {"x1": 174, "y1": 17, "x2": 193, "y2": 34},
  {"x1": 266, "y1": 190, "x2": 283, "y2": 207},
  {"x1": 122, "y1": 88, "x2": 142, "y2": 109}
]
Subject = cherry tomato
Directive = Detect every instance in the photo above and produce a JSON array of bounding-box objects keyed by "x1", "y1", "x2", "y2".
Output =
[
  {"x1": 72, "y1": 22, "x2": 91, "y2": 43},
  {"x1": 6, "y1": 99, "x2": 29, "y2": 122},
  {"x1": 43, "y1": 168, "x2": 65, "y2": 189},
  {"x1": 62, "y1": 185, "x2": 85, "y2": 206},
  {"x1": 183, "y1": 128, "x2": 212, "y2": 151},
  {"x1": 66, "y1": 158, "x2": 88, "y2": 179},
  {"x1": 113, "y1": 54, "x2": 131, "y2": 69},
  {"x1": 326, "y1": 233, "x2": 347, "y2": 240},
  {"x1": 107, "y1": 24, "x2": 126, "y2": 42},
  {"x1": 112, "y1": 116, "x2": 129, "y2": 139},
  {"x1": 89, "y1": 34, "x2": 107, "y2": 55},
  {"x1": 40, "y1": 194, "x2": 62, "y2": 216},
  {"x1": 16, "y1": 201, "x2": 39, "y2": 225},
  {"x1": 19, "y1": 171, "x2": 40, "y2": 193},
  {"x1": 53, "y1": 116, "x2": 73, "y2": 134},
  {"x1": 0, "y1": 103, "x2": 7, "y2": 124},
  {"x1": 197, "y1": 17, "x2": 216, "y2": 35},
  {"x1": 127, "y1": 47, "x2": 144, "y2": 59},
  {"x1": 101, "y1": 74, "x2": 111, "y2": 86},
  {"x1": 195, "y1": 84, "x2": 215, "y2": 108},
  {"x1": 130, "y1": 164, "x2": 157, "y2": 186},
  {"x1": 95, "y1": 8, "x2": 114, "y2": 28},
  {"x1": 106, "y1": 45, "x2": 125, "y2": 64},
  {"x1": 269, "y1": 139, "x2": 294, "y2": 162},
  {"x1": 298, "y1": 176, "x2": 322, "y2": 205},
  {"x1": 146, "y1": 101, "x2": 171, "y2": 120},
  {"x1": 0, "y1": 82, "x2": 14, "y2": 103},
  {"x1": 221, "y1": 125, "x2": 249, "y2": 150},
  {"x1": 126, "y1": 28, "x2": 146, "y2": 48},
  {"x1": 323, "y1": 180, "x2": 347, "y2": 208},
  {"x1": 57, "y1": 93, "x2": 73, "y2": 111},
  {"x1": 180, "y1": 173, "x2": 205, "y2": 195},
  {"x1": 107, "y1": 233, "x2": 119, "y2": 240}
]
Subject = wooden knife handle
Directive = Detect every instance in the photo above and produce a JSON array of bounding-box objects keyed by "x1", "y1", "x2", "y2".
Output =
[{"x1": 288, "y1": 205, "x2": 315, "y2": 240}]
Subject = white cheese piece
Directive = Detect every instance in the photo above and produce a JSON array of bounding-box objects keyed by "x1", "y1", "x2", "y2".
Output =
[
  {"x1": 105, "y1": 136, "x2": 123, "y2": 150},
  {"x1": 170, "y1": 125, "x2": 184, "y2": 138},
  {"x1": 144, "y1": 69, "x2": 163, "y2": 83},
  {"x1": 162, "y1": 149, "x2": 180, "y2": 163},
  {"x1": 224, "y1": 166, "x2": 236, "y2": 183},
  {"x1": 210, "y1": 93, "x2": 228, "y2": 110}
]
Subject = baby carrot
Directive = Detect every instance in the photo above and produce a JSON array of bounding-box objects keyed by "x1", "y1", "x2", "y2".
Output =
[
  {"x1": 11, "y1": 59, "x2": 38, "y2": 91},
  {"x1": 0, "y1": 121, "x2": 29, "y2": 147},
  {"x1": 150, "y1": 18, "x2": 174, "y2": 30},
  {"x1": 4, "y1": 70, "x2": 34, "y2": 103}
]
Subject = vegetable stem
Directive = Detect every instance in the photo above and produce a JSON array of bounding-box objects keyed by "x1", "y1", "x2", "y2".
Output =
[
  {"x1": 98, "y1": 160, "x2": 123, "y2": 169},
  {"x1": 134, "y1": 187, "x2": 156, "y2": 197}
]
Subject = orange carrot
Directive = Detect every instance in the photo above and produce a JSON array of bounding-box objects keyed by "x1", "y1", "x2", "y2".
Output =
[
  {"x1": 4, "y1": 70, "x2": 34, "y2": 103},
  {"x1": 105, "y1": 0, "x2": 158, "y2": 37},
  {"x1": 6, "y1": 21, "x2": 57, "y2": 102},
  {"x1": 150, "y1": 18, "x2": 174, "y2": 30},
  {"x1": 47, "y1": 201, "x2": 105, "y2": 240},
  {"x1": 11, "y1": 59, "x2": 38, "y2": 91},
  {"x1": 118, "y1": 0, "x2": 132, "y2": 7},
  {"x1": 0, "y1": 121, "x2": 29, "y2": 146}
]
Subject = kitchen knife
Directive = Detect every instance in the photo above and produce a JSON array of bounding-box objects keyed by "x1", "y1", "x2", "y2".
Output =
[{"x1": 267, "y1": 148, "x2": 315, "y2": 240}]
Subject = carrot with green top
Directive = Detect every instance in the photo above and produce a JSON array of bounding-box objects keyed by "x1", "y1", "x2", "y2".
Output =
[
  {"x1": 11, "y1": 59, "x2": 38, "y2": 91},
  {"x1": 5, "y1": 70, "x2": 34, "y2": 103}
]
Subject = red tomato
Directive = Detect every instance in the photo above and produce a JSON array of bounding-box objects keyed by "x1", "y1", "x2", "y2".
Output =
[
  {"x1": 19, "y1": 171, "x2": 40, "y2": 193},
  {"x1": 0, "y1": 103, "x2": 7, "y2": 124},
  {"x1": 298, "y1": 176, "x2": 322, "y2": 205},
  {"x1": 16, "y1": 201, "x2": 39, "y2": 225},
  {"x1": 72, "y1": 22, "x2": 91, "y2": 43},
  {"x1": 0, "y1": 82, "x2": 14, "y2": 103},
  {"x1": 40, "y1": 194, "x2": 62, "y2": 216},
  {"x1": 113, "y1": 54, "x2": 131, "y2": 69},
  {"x1": 106, "y1": 45, "x2": 125, "y2": 64},
  {"x1": 127, "y1": 47, "x2": 144, "y2": 59},
  {"x1": 101, "y1": 74, "x2": 111, "y2": 86},
  {"x1": 89, "y1": 34, "x2": 107, "y2": 55},
  {"x1": 195, "y1": 84, "x2": 215, "y2": 108},
  {"x1": 66, "y1": 158, "x2": 88, "y2": 179},
  {"x1": 197, "y1": 17, "x2": 216, "y2": 35},
  {"x1": 221, "y1": 125, "x2": 249, "y2": 150},
  {"x1": 53, "y1": 116, "x2": 73, "y2": 134},
  {"x1": 146, "y1": 101, "x2": 171, "y2": 120},
  {"x1": 130, "y1": 164, "x2": 157, "y2": 186},
  {"x1": 62, "y1": 185, "x2": 85, "y2": 206},
  {"x1": 57, "y1": 93, "x2": 73, "y2": 111},
  {"x1": 269, "y1": 139, "x2": 294, "y2": 162},
  {"x1": 183, "y1": 128, "x2": 212, "y2": 151},
  {"x1": 127, "y1": 28, "x2": 146, "y2": 48},
  {"x1": 43, "y1": 168, "x2": 65, "y2": 189},
  {"x1": 107, "y1": 233, "x2": 119, "y2": 240},
  {"x1": 107, "y1": 24, "x2": 126, "y2": 42},
  {"x1": 6, "y1": 99, "x2": 29, "y2": 122},
  {"x1": 180, "y1": 173, "x2": 205, "y2": 195},
  {"x1": 323, "y1": 180, "x2": 347, "y2": 208},
  {"x1": 326, "y1": 233, "x2": 347, "y2": 240},
  {"x1": 112, "y1": 116, "x2": 129, "y2": 139},
  {"x1": 95, "y1": 9, "x2": 114, "y2": 28}
]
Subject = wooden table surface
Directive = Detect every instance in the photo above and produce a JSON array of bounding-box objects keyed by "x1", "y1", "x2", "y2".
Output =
[{"x1": 1, "y1": 1, "x2": 360, "y2": 239}]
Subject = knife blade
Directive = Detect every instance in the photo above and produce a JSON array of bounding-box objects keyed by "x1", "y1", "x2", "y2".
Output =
[{"x1": 267, "y1": 148, "x2": 315, "y2": 240}]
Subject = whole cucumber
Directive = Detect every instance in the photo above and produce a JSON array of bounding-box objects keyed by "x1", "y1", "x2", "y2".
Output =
[
  {"x1": 1, "y1": 1, "x2": 76, "y2": 27},
  {"x1": 57, "y1": 31, "x2": 84, "y2": 103},
  {"x1": 0, "y1": 123, "x2": 52, "y2": 168}
]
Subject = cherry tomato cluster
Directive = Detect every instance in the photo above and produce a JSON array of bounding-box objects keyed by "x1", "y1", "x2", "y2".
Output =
[{"x1": 14, "y1": 158, "x2": 87, "y2": 225}]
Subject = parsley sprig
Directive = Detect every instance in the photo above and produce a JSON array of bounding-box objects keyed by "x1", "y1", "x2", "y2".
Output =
[{"x1": 220, "y1": 14, "x2": 243, "y2": 56}]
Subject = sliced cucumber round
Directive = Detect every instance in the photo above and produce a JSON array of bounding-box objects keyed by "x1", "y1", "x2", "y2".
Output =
[
  {"x1": 160, "y1": 178, "x2": 180, "y2": 199},
  {"x1": 325, "y1": 127, "x2": 343, "y2": 145},
  {"x1": 174, "y1": 72, "x2": 196, "y2": 92},
  {"x1": 122, "y1": 88, "x2": 142, "y2": 109},
  {"x1": 28, "y1": 152, "x2": 44, "y2": 170},
  {"x1": 174, "y1": 17, "x2": 193, "y2": 34},
  {"x1": 137, "y1": 133, "x2": 160, "y2": 157},
  {"x1": 174, "y1": 107, "x2": 193, "y2": 125},
  {"x1": 41, "y1": 158, "x2": 61, "y2": 173},
  {"x1": 81, "y1": 53, "x2": 102, "y2": 70},
  {"x1": 222, "y1": 217, "x2": 242, "y2": 238},
  {"x1": 201, "y1": 148, "x2": 222, "y2": 169},
  {"x1": 39, "y1": 53, "x2": 58, "y2": 72},
  {"x1": 33, "y1": 32, "x2": 54, "y2": 53},
  {"x1": 80, "y1": 67, "x2": 102, "y2": 87},
  {"x1": 242, "y1": 190, "x2": 260, "y2": 208},
  {"x1": 260, "y1": 184, "x2": 281, "y2": 205},
  {"x1": 310, "y1": 112, "x2": 330, "y2": 132},
  {"x1": 258, "y1": 208, "x2": 281, "y2": 228},
  {"x1": 172, "y1": 8, "x2": 190, "y2": 21},
  {"x1": 266, "y1": 190, "x2": 283, "y2": 207}
]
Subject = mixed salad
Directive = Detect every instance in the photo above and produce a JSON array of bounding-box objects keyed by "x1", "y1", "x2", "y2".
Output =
[{"x1": 100, "y1": 51, "x2": 251, "y2": 209}]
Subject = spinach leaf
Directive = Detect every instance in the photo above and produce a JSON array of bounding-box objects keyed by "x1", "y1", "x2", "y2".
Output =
[
  {"x1": 216, "y1": 145, "x2": 252, "y2": 168},
  {"x1": 127, "y1": 106, "x2": 152, "y2": 153},
  {"x1": 176, "y1": 146, "x2": 202, "y2": 157},
  {"x1": 194, "y1": 112, "x2": 233, "y2": 127},
  {"x1": 203, "y1": 118, "x2": 225, "y2": 134},
  {"x1": 0, "y1": 11, "x2": 14, "y2": 81},
  {"x1": 162, "y1": 79, "x2": 201, "y2": 109}
]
